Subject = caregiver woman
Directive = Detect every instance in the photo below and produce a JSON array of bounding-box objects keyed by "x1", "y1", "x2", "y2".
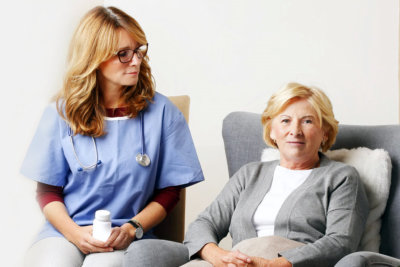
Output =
[
  {"x1": 183, "y1": 83, "x2": 369, "y2": 267},
  {"x1": 21, "y1": 6, "x2": 203, "y2": 267}
]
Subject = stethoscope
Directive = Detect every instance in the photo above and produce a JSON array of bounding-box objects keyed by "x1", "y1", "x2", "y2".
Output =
[
  {"x1": 135, "y1": 112, "x2": 151, "y2": 167},
  {"x1": 69, "y1": 111, "x2": 151, "y2": 172}
]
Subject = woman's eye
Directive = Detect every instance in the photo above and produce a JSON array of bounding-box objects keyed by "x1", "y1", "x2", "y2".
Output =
[
  {"x1": 118, "y1": 50, "x2": 128, "y2": 57},
  {"x1": 303, "y1": 119, "x2": 313, "y2": 124},
  {"x1": 281, "y1": 119, "x2": 290, "y2": 124}
]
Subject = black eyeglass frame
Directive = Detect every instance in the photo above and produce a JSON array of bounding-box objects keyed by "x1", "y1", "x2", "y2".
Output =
[{"x1": 114, "y1": 43, "x2": 149, "y2": 63}]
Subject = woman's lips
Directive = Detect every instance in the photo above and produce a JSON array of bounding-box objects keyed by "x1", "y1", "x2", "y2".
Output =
[
  {"x1": 287, "y1": 141, "x2": 305, "y2": 145},
  {"x1": 126, "y1": 70, "x2": 138, "y2": 75}
]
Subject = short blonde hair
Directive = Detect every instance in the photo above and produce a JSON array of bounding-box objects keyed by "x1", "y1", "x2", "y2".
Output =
[
  {"x1": 261, "y1": 82, "x2": 338, "y2": 152},
  {"x1": 56, "y1": 6, "x2": 154, "y2": 137}
]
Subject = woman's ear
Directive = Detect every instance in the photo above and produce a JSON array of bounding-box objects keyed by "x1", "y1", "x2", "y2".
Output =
[
  {"x1": 321, "y1": 131, "x2": 328, "y2": 146},
  {"x1": 324, "y1": 131, "x2": 329, "y2": 142},
  {"x1": 270, "y1": 129, "x2": 276, "y2": 140}
]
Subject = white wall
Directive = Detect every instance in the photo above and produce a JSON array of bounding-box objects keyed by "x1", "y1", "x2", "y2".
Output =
[
  {"x1": 1, "y1": 0, "x2": 398, "y2": 265},
  {"x1": 104, "y1": 0, "x2": 399, "y2": 246},
  {"x1": 0, "y1": 1, "x2": 102, "y2": 266},
  {"x1": 104, "y1": 0, "x2": 399, "y2": 233}
]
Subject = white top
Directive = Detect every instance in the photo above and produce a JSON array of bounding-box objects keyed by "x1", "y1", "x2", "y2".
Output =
[{"x1": 252, "y1": 165, "x2": 312, "y2": 237}]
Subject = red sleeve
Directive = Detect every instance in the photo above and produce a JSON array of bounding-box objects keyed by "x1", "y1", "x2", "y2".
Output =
[
  {"x1": 152, "y1": 186, "x2": 181, "y2": 213},
  {"x1": 36, "y1": 182, "x2": 64, "y2": 210},
  {"x1": 36, "y1": 183, "x2": 180, "y2": 213}
]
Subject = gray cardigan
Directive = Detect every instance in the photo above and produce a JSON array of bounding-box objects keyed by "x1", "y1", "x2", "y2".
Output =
[{"x1": 184, "y1": 154, "x2": 369, "y2": 267}]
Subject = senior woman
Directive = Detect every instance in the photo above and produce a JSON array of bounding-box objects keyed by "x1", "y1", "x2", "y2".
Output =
[{"x1": 183, "y1": 83, "x2": 369, "y2": 267}]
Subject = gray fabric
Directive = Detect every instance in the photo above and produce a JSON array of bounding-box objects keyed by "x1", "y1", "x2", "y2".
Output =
[
  {"x1": 183, "y1": 157, "x2": 369, "y2": 267},
  {"x1": 123, "y1": 239, "x2": 188, "y2": 267},
  {"x1": 335, "y1": 251, "x2": 400, "y2": 267},
  {"x1": 82, "y1": 251, "x2": 124, "y2": 267},
  {"x1": 24, "y1": 236, "x2": 125, "y2": 267},
  {"x1": 25, "y1": 236, "x2": 186, "y2": 267},
  {"x1": 24, "y1": 237, "x2": 84, "y2": 267},
  {"x1": 222, "y1": 111, "x2": 400, "y2": 259},
  {"x1": 222, "y1": 112, "x2": 267, "y2": 177}
]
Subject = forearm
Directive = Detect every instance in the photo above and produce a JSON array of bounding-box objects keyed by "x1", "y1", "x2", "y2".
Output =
[
  {"x1": 184, "y1": 172, "x2": 247, "y2": 258},
  {"x1": 124, "y1": 201, "x2": 167, "y2": 237},
  {"x1": 199, "y1": 243, "x2": 254, "y2": 266},
  {"x1": 199, "y1": 243, "x2": 223, "y2": 262},
  {"x1": 43, "y1": 201, "x2": 113, "y2": 253},
  {"x1": 42, "y1": 201, "x2": 80, "y2": 241},
  {"x1": 279, "y1": 234, "x2": 353, "y2": 267}
]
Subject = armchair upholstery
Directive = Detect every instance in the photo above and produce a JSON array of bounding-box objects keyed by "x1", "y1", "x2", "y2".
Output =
[{"x1": 222, "y1": 111, "x2": 400, "y2": 259}]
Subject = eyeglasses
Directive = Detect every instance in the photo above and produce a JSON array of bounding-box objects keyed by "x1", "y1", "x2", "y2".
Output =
[{"x1": 115, "y1": 43, "x2": 148, "y2": 63}]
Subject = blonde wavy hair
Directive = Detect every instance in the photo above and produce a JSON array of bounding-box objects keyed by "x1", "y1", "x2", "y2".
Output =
[
  {"x1": 261, "y1": 82, "x2": 339, "y2": 152},
  {"x1": 56, "y1": 6, "x2": 154, "y2": 137}
]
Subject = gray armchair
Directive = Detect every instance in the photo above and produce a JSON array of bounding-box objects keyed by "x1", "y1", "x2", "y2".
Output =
[{"x1": 222, "y1": 111, "x2": 400, "y2": 260}]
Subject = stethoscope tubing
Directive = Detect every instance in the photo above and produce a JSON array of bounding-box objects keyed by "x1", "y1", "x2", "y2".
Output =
[
  {"x1": 140, "y1": 112, "x2": 145, "y2": 156},
  {"x1": 68, "y1": 111, "x2": 150, "y2": 172},
  {"x1": 136, "y1": 111, "x2": 151, "y2": 167}
]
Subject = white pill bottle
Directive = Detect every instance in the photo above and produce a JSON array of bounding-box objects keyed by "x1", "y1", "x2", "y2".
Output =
[{"x1": 92, "y1": 210, "x2": 111, "y2": 242}]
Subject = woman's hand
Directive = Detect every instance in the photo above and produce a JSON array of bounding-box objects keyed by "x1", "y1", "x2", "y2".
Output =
[
  {"x1": 221, "y1": 250, "x2": 253, "y2": 267},
  {"x1": 43, "y1": 202, "x2": 112, "y2": 254},
  {"x1": 199, "y1": 243, "x2": 252, "y2": 267},
  {"x1": 69, "y1": 225, "x2": 113, "y2": 254},
  {"x1": 105, "y1": 224, "x2": 135, "y2": 250},
  {"x1": 249, "y1": 257, "x2": 292, "y2": 267}
]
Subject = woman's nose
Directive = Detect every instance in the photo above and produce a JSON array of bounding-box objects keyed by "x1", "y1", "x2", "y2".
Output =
[
  {"x1": 129, "y1": 53, "x2": 140, "y2": 65},
  {"x1": 290, "y1": 122, "x2": 302, "y2": 136}
]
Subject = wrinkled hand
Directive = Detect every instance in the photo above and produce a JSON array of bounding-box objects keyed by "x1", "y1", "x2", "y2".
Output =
[
  {"x1": 249, "y1": 257, "x2": 292, "y2": 267},
  {"x1": 215, "y1": 249, "x2": 252, "y2": 267},
  {"x1": 70, "y1": 225, "x2": 113, "y2": 254},
  {"x1": 200, "y1": 243, "x2": 252, "y2": 267},
  {"x1": 105, "y1": 224, "x2": 135, "y2": 250}
]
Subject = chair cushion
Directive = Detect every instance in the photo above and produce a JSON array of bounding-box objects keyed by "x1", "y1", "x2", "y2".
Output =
[{"x1": 261, "y1": 147, "x2": 392, "y2": 252}]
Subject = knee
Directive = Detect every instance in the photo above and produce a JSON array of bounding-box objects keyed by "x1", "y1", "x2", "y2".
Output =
[
  {"x1": 123, "y1": 239, "x2": 189, "y2": 267},
  {"x1": 124, "y1": 240, "x2": 149, "y2": 260}
]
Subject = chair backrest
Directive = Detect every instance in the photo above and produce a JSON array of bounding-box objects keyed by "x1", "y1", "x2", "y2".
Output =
[
  {"x1": 153, "y1": 95, "x2": 190, "y2": 243},
  {"x1": 222, "y1": 111, "x2": 400, "y2": 258}
]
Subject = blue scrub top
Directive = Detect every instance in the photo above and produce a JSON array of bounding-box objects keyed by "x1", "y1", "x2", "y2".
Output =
[{"x1": 21, "y1": 93, "x2": 204, "y2": 241}]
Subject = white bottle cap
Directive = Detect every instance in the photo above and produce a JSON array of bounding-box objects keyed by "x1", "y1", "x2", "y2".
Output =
[{"x1": 95, "y1": 210, "x2": 111, "y2": 222}]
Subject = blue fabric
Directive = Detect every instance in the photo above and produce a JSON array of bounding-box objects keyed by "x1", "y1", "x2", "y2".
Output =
[{"x1": 21, "y1": 93, "x2": 204, "y2": 241}]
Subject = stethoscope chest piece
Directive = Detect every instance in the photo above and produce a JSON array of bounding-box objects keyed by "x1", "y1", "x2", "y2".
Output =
[{"x1": 136, "y1": 153, "x2": 151, "y2": 167}]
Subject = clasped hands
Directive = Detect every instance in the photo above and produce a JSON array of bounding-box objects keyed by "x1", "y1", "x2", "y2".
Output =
[
  {"x1": 201, "y1": 244, "x2": 292, "y2": 267},
  {"x1": 69, "y1": 224, "x2": 135, "y2": 254},
  {"x1": 221, "y1": 250, "x2": 291, "y2": 267}
]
